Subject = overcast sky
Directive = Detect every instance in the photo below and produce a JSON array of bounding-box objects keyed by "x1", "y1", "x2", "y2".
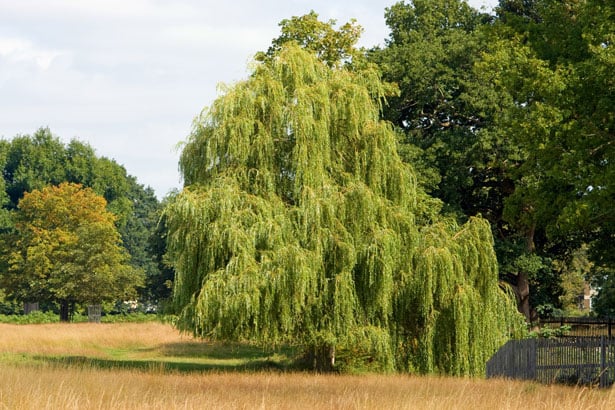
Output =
[{"x1": 0, "y1": 0, "x2": 497, "y2": 199}]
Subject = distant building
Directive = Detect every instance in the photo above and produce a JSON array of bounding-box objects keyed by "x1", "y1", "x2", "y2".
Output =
[{"x1": 579, "y1": 282, "x2": 597, "y2": 311}]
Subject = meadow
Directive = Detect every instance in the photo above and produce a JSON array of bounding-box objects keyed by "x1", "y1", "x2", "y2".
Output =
[{"x1": 1, "y1": 322, "x2": 614, "y2": 409}]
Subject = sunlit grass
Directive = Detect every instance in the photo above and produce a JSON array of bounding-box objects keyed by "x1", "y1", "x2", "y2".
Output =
[
  {"x1": 2, "y1": 364, "x2": 615, "y2": 409},
  {"x1": 1, "y1": 322, "x2": 615, "y2": 409},
  {"x1": 0, "y1": 322, "x2": 290, "y2": 371}
]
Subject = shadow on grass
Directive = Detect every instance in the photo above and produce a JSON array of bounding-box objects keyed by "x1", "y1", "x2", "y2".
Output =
[
  {"x1": 35, "y1": 354, "x2": 291, "y2": 373},
  {"x1": 158, "y1": 341, "x2": 296, "y2": 361}
]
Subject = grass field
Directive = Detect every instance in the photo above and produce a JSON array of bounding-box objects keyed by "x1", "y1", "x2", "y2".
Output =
[{"x1": 1, "y1": 322, "x2": 615, "y2": 409}]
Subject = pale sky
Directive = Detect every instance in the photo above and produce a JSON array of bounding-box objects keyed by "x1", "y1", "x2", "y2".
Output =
[{"x1": 0, "y1": 0, "x2": 498, "y2": 199}]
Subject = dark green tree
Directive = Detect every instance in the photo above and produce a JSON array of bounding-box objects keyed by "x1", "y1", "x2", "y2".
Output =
[
  {"x1": 484, "y1": 0, "x2": 614, "y2": 316},
  {"x1": 146, "y1": 191, "x2": 177, "y2": 310},
  {"x1": 119, "y1": 176, "x2": 167, "y2": 308},
  {"x1": 370, "y1": 0, "x2": 508, "y2": 212},
  {"x1": 3, "y1": 129, "x2": 67, "y2": 209},
  {"x1": 368, "y1": 0, "x2": 545, "y2": 320}
]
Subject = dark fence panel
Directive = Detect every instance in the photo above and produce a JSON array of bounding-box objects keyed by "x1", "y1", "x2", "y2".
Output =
[{"x1": 487, "y1": 336, "x2": 615, "y2": 387}]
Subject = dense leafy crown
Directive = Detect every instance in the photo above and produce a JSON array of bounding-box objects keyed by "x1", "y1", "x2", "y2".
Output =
[
  {"x1": 166, "y1": 44, "x2": 523, "y2": 374},
  {"x1": 4, "y1": 183, "x2": 143, "y2": 309}
]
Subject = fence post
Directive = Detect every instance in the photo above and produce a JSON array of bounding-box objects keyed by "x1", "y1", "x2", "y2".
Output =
[{"x1": 528, "y1": 339, "x2": 537, "y2": 380}]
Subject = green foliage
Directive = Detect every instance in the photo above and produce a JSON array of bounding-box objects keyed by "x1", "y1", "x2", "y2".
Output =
[
  {"x1": 527, "y1": 324, "x2": 571, "y2": 339},
  {"x1": 0, "y1": 128, "x2": 166, "y2": 309},
  {"x1": 0, "y1": 311, "x2": 60, "y2": 324},
  {"x1": 1, "y1": 183, "x2": 144, "y2": 321},
  {"x1": 370, "y1": 0, "x2": 503, "y2": 204},
  {"x1": 591, "y1": 266, "x2": 615, "y2": 318},
  {"x1": 0, "y1": 311, "x2": 168, "y2": 324},
  {"x1": 167, "y1": 39, "x2": 524, "y2": 375},
  {"x1": 0, "y1": 289, "x2": 20, "y2": 315},
  {"x1": 118, "y1": 176, "x2": 167, "y2": 305},
  {"x1": 374, "y1": 0, "x2": 613, "y2": 322},
  {"x1": 146, "y1": 192, "x2": 177, "y2": 310},
  {"x1": 556, "y1": 246, "x2": 591, "y2": 314},
  {"x1": 481, "y1": 0, "x2": 614, "y2": 316},
  {"x1": 3, "y1": 129, "x2": 68, "y2": 208},
  {"x1": 99, "y1": 312, "x2": 166, "y2": 323},
  {"x1": 258, "y1": 10, "x2": 364, "y2": 68},
  {"x1": 370, "y1": 0, "x2": 545, "y2": 321},
  {"x1": 2, "y1": 129, "x2": 132, "y2": 215}
]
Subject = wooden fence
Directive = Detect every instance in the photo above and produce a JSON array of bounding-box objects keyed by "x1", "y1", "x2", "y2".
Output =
[
  {"x1": 23, "y1": 302, "x2": 39, "y2": 314},
  {"x1": 486, "y1": 336, "x2": 615, "y2": 387},
  {"x1": 87, "y1": 304, "x2": 102, "y2": 323},
  {"x1": 541, "y1": 317, "x2": 614, "y2": 338}
]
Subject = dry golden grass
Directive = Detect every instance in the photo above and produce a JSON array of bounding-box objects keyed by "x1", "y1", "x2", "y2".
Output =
[
  {"x1": 0, "y1": 322, "x2": 188, "y2": 358},
  {"x1": 2, "y1": 365, "x2": 615, "y2": 409},
  {"x1": 1, "y1": 322, "x2": 615, "y2": 409}
]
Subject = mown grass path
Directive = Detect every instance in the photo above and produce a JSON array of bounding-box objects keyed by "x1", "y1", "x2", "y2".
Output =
[{"x1": 0, "y1": 322, "x2": 292, "y2": 372}]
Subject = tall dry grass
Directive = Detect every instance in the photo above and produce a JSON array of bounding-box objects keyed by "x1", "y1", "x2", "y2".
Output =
[
  {"x1": 1, "y1": 322, "x2": 614, "y2": 409},
  {"x1": 0, "y1": 322, "x2": 186, "y2": 357},
  {"x1": 2, "y1": 365, "x2": 615, "y2": 409}
]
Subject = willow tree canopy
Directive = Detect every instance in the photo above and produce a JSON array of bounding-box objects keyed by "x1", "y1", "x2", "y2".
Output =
[{"x1": 166, "y1": 44, "x2": 524, "y2": 374}]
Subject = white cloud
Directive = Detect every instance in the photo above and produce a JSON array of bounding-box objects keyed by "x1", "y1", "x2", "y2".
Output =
[
  {"x1": 1, "y1": 0, "x2": 194, "y2": 21},
  {"x1": 0, "y1": 0, "x2": 499, "y2": 198},
  {"x1": 0, "y1": 36, "x2": 64, "y2": 70},
  {"x1": 161, "y1": 24, "x2": 270, "y2": 52}
]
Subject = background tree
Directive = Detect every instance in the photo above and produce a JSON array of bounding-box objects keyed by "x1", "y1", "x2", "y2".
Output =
[
  {"x1": 3, "y1": 130, "x2": 67, "y2": 209},
  {"x1": 1, "y1": 183, "x2": 144, "y2": 321},
  {"x1": 368, "y1": 0, "x2": 614, "y2": 321},
  {"x1": 258, "y1": 10, "x2": 363, "y2": 68},
  {"x1": 0, "y1": 128, "x2": 167, "y2": 310},
  {"x1": 119, "y1": 179, "x2": 172, "y2": 309},
  {"x1": 146, "y1": 191, "x2": 177, "y2": 310},
  {"x1": 479, "y1": 0, "x2": 614, "y2": 317},
  {"x1": 368, "y1": 0, "x2": 500, "y2": 201},
  {"x1": 166, "y1": 39, "x2": 523, "y2": 374},
  {"x1": 368, "y1": 0, "x2": 542, "y2": 320}
]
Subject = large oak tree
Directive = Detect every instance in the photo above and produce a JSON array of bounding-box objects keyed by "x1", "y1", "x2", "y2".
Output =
[{"x1": 481, "y1": 0, "x2": 614, "y2": 317}]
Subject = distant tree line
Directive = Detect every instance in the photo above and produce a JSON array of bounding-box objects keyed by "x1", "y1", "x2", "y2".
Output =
[{"x1": 0, "y1": 128, "x2": 173, "y2": 319}]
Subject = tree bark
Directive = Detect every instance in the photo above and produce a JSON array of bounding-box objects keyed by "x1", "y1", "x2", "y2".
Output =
[
  {"x1": 516, "y1": 221, "x2": 537, "y2": 323},
  {"x1": 516, "y1": 270, "x2": 531, "y2": 322},
  {"x1": 59, "y1": 300, "x2": 74, "y2": 322},
  {"x1": 306, "y1": 343, "x2": 336, "y2": 372}
]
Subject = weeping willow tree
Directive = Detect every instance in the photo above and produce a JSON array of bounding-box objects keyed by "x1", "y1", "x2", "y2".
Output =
[{"x1": 166, "y1": 43, "x2": 524, "y2": 374}]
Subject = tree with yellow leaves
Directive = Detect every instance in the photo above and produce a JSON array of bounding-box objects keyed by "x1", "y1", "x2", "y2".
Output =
[{"x1": 2, "y1": 182, "x2": 143, "y2": 321}]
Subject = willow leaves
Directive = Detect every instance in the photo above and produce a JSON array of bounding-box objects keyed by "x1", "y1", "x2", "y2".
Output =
[{"x1": 167, "y1": 44, "x2": 524, "y2": 374}]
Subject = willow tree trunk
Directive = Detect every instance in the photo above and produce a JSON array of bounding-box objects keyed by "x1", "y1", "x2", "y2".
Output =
[{"x1": 306, "y1": 344, "x2": 336, "y2": 372}]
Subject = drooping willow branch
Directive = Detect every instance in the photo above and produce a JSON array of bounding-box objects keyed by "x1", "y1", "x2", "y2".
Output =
[{"x1": 166, "y1": 44, "x2": 525, "y2": 374}]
